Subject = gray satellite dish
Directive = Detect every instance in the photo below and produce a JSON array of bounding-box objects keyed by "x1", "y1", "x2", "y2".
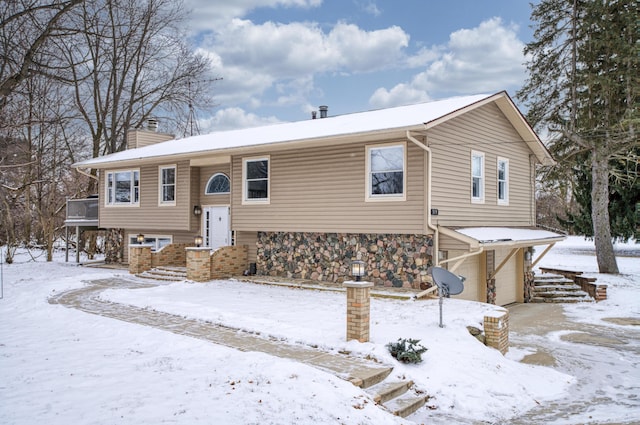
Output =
[
  {"x1": 431, "y1": 267, "x2": 465, "y2": 297},
  {"x1": 430, "y1": 267, "x2": 465, "y2": 328}
]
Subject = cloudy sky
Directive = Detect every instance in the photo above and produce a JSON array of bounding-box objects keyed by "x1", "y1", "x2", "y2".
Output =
[{"x1": 183, "y1": 0, "x2": 536, "y2": 132}]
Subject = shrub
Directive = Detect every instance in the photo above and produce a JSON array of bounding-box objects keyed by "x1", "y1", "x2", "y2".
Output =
[{"x1": 386, "y1": 338, "x2": 428, "y2": 364}]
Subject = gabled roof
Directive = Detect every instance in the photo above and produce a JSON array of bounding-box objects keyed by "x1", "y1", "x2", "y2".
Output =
[{"x1": 74, "y1": 91, "x2": 553, "y2": 168}]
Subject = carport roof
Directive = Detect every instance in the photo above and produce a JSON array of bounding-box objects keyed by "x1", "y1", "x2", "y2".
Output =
[{"x1": 440, "y1": 226, "x2": 567, "y2": 249}]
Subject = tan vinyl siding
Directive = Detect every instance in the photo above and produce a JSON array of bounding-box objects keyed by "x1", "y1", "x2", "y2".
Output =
[
  {"x1": 235, "y1": 231, "x2": 258, "y2": 263},
  {"x1": 428, "y1": 103, "x2": 535, "y2": 227},
  {"x1": 231, "y1": 142, "x2": 425, "y2": 234},
  {"x1": 99, "y1": 160, "x2": 192, "y2": 231},
  {"x1": 126, "y1": 129, "x2": 174, "y2": 149},
  {"x1": 449, "y1": 250, "x2": 480, "y2": 302}
]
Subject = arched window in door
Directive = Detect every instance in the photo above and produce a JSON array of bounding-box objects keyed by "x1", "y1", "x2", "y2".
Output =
[{"x1": 205, "y1": 173, "x2": 230, "y2": 194}]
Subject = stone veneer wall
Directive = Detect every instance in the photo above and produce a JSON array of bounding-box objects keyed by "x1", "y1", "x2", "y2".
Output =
[
  {"x1": 105, "y1": 228, "x2": 124, "y2": 263},
  {"x1": 211, "y1": 245, "x2": 248, "y2": 279},
  {"x1": 256, "y1": 232, "x2": 433, "y2": 289},
  {"x1": 151, "y1": 243, "x2": 188, "y2": 268}
]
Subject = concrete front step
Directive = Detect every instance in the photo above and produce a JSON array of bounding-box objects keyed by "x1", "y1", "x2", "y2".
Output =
[
  {"x1": 383, "y1": 390, "x2": 429, "y2": 417},
  {"x1": 530, "y1": 296, "x2": 591, "y2": 303},
  {"x1": 534, "y1": 284, "x2": 586, "y2": 293},
  {"x1": 362, "y1": 376, "x2": 430, "y2": 418},
  {"x1": 136, "y1": 267, "x2": 187, "y2": 282}
]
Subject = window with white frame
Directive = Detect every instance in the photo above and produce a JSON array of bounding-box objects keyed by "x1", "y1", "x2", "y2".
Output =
[
  {"x1": 243, "y1": 157, "x2": 269, "y2": 203},
  {"x1": 106, "y1": 170, "x2": 139, "y2": 205},
  {"x1": 367, "y1": 143, "x2": 406, "y2": 200},
  {"x1": 159, "y1": 165, "x2": 176, "y2": 205},
  {"x1": 471, "y1": 151, "x2": 484, "y2": 203},
  {"x1": 205, "y1": 173, "x2": 230, "y2": 195},
  {"x1": 129, "y1": 234, "x2": 172, "y2": 251},
  {"x1": 497, "y1": 158, "x2": 509, "y2": 205}
]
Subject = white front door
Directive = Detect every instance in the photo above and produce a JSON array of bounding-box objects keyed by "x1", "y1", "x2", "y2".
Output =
[{"x1": 203, "y1": 206, "x2": 230, "y2": 249}]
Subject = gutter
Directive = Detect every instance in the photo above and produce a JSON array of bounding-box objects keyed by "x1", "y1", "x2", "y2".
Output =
[{"x1": 406, "y1": 130, "x2": 439, "y2": 265}]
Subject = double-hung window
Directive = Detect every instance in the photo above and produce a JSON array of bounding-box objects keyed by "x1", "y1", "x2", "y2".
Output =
[
  {"x1": 367, "y1": 143, "x2": 406, "y2": 201},
  {"x1": 497, "y1": 158, "x2": 509, "y2": 205},
  {"x1": 243, "y1": 157, "x2": 269, "y2": 203},
  {"x1": 159, "y1": 165, "x2": 176, "y2": 205},
  {"x1": 106, "y1": 170, "x2": 139, "y2": 205},
  {"x1": 471, "y1": 151, "x2": 484, "y2": 203}
]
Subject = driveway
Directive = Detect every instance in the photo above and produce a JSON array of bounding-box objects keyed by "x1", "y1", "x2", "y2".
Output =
[{"x1": 506, "y1": 303, "x2": 640, "y2": 425}]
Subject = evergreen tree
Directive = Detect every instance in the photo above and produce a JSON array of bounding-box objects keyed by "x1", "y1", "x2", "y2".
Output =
[{"x1": 519, "y1": 0, "x2": 639, "y2": 273}]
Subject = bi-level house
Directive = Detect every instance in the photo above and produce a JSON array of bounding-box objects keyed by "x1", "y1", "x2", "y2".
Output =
[{"x1": 72, "y1": 91, "x2": 565, "y2": 306}]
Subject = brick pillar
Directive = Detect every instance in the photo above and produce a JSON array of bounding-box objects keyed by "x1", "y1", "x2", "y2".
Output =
[
  {"x1": 484, "y1": 311, "x2": 509, "y2": 355},
  {"x1": 186, "y1": 247, "x2": 212, "y2": 282},
  {"x1": 129, "y1": 245, "x2": 151, "y2": 274},
  {"x1": 343, "y1": 281, "x2": 374, "y2": 343}
]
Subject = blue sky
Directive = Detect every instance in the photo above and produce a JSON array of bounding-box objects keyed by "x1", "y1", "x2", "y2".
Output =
[{"x1": 184, "y1": 0, "x2": 537, "y2": 132}]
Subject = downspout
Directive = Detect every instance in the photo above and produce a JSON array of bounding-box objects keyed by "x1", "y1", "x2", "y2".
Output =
[{"x1": 406, "y1": 130, "x2": 439, "y2": 266}]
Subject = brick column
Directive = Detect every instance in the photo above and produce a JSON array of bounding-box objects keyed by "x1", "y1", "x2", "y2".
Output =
[
  {"x1": 186, "y1": 247, "x2": 212, "y2": 282},
  {"x1": 129, "y1": 245, "x2": 152, "y2": 274},
  {"x1": 343, "y1": 281, "x2": 374, "y2": 343},
  {"x1": 484, "y1": 311, "x2": 509, "y2": 355}
]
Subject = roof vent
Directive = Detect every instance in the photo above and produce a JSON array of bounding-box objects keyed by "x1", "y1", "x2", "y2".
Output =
[
  {"x1": 311, "y1": 110, "x2": 317, "y2": 119},
  {"x1": 147, "y1": 118, "x2": 158, "y2": 132},
  {"x1": 319, "y1": 105, "x2": 328, "y2": 119}
]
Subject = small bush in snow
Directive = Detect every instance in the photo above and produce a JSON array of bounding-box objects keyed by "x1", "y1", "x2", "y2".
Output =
[{"x1": 386, "y1": 338, "x2": 428, "y2": 364}]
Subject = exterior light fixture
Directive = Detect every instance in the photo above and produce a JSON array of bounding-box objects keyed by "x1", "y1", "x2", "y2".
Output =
[
  {"x1": 351, "y1": 259, "x2": 366, "y2": 282},
  {"x1": 194, "y1": 235, "x2": 203, "y2": 248},
  {"x1": 193, "y1": 205, "x2": 202, "y2": 216},
  {"x1": 524, "y1": 249, "x2": 532, "y2": 261},
  {"x1": 136, "y1": 234, "x2": 144, "y2": 245}
]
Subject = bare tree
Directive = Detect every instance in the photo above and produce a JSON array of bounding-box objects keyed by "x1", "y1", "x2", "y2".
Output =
[{"x1": 0, "y1": 0, "x2": 83, "y2": 108}]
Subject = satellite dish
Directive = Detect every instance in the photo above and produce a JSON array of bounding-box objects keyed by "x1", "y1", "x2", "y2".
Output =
[
  {"x1": 431, "y1": 267, "x2": 465, "y2": 297},
  {"x1": 430, "y1": 267, "x2": 466, "y2": 328}
]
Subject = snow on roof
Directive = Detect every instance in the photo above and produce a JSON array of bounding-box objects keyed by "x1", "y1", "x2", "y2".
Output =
[
  {"x1": 74, "y1": 93, "x2": 494, "y2": 168},
  {"x1": 456, "y1": 227, "x2": 566, "y2": 244}
]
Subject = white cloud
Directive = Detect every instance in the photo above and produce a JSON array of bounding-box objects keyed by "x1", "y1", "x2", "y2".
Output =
[
  {"x1": 198, "y1": 18, "x2": 410, "y2": 112},
  {"x1": 370, "y1": 17, "x2": 526, "y2": 107},
  {"x1": 200, "y1": 107, "x2": 282, "y2": 132},
  {"x1": 184, "y1": 0, "x2": 322, "y2": 31},
  {"x1": 369, "y1": 83, "x2": 431, "y2": 108}
]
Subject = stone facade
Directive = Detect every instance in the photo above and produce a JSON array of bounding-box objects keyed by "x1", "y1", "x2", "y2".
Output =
[
  {"x1": 344, "y1": 281, "x2": 374, "y2": 342},
  {"x1": 211, "y1": 245, "x2": 248, "y2": 279},
  {"x1": 129, "y1": 245, "x2": 151, "y2": 274},
  {"x1": 484, "y1": 311, "x2": 509, "y2": 355},
  {"x1": 151, "y1": 243, "x2": 188, "y2": 268},
  {"x1": 256, "y1": 232, "x2": 433, "y2": 289}
]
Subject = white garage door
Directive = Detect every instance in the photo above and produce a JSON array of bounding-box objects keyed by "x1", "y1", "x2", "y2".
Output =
[
  {"x1": 494, "y1": 248, "x2": 518, "y2": 306},
  {"x1": 449, "y1": 251, "x2": 480, "y2": 302}
]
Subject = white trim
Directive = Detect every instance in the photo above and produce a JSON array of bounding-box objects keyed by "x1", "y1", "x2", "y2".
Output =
[
  {"x1": 105, "y1": 169, "x2": 140, "y2": 207},
  {"x1": 242, "y1": 156, "x2": 270, "y2": 204},
  {"x1": 365, "y1": 142, "x2": 407, "y2": 202},
  {"x1": 158, "y1": 164, "x2": 177, "y2": 206},
  {"x1": 471, "y1": 151, "x2": 484, "y2": 204},
  {"x1": 497, "y1": 157, "x2": 509, "y2": 205},
  {"x1": 204, "y1": 172, "x2": 231, "y2": 195}
]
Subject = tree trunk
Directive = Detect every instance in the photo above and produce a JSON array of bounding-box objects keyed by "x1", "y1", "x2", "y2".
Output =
[{"x1": 591, "y1": 149, "x2": 619, "y2": 273}]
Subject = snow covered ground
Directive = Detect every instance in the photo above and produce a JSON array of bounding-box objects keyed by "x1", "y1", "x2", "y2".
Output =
[{"x1": 0, "y1": 237, "x2": 638, "y2": 424}]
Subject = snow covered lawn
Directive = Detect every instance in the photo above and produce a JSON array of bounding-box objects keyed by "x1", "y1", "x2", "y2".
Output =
[{"x1": 0, "y1": 237, "x2": 637, "y2": 424}]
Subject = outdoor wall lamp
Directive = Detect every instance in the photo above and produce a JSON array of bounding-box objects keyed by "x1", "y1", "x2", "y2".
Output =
[
  {"x1": 136, "y1": 233, "x2": 144, "y2": 245},
  {"x1": 193, "y1": 205, "x2": 202, "y2": 216},
  {"x1": 194, "y1": 235, "x2": 203, "y2": 248},
  {"x1": 524, "y1": 249, "x2": 533, "y2": 261},
  {"x1": 351, "y1": 259, "x2": 366, "y2": 281}
]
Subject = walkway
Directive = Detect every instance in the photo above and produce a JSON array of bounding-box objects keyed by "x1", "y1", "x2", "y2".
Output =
[{"x1": 48, "y1": 277, "x2": 392, "y2": 389}]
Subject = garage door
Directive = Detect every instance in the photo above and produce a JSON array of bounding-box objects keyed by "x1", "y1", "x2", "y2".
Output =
[
  {"x1": 494, "y1": 248, "x2": 518, "y2": 306},
  {"x1": 449, "y1": 250, "x2": 480, "y2": 302}
]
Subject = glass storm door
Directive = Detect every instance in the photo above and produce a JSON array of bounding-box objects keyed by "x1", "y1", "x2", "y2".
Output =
[{"x1": 203, "y1": 206, "x2": 230, "y2": 249}]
